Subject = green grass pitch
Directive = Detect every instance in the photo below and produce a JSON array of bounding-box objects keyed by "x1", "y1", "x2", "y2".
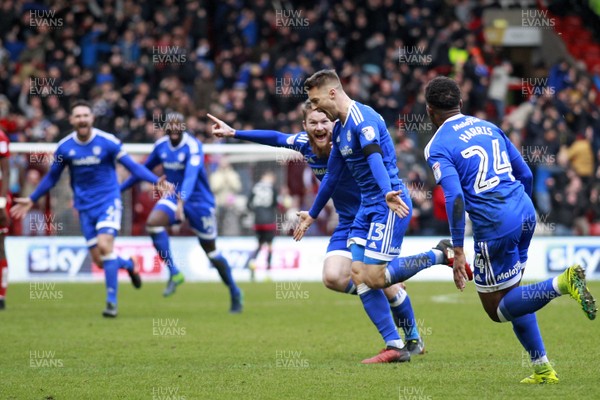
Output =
[{"x1": 2, "y1": 280, "x2": 599, "y2": 399}]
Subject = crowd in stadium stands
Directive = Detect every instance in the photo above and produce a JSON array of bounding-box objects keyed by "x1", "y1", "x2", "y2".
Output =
[{"x1": 0, "y1": 0, "x2": 599, "y2": 237}]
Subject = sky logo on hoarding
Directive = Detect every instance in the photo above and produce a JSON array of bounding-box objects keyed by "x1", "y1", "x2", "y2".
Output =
[
  {"x1": 28, "y1": 245, "x2": 89, "y2": 274},
  {"x1": 546, "y1": 245, "x2": 600, "y2": 274}
]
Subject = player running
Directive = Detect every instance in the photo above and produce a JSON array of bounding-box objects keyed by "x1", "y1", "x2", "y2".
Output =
[
  {"x1": 11, "y1": 100, "x2": 172, "y2": 318},
  {"x1": 121, "y1": 113, "x2": 243, "y2": 313},
  {"x1": 295, "y1": 69, "x2": 445, "y2": 363},
  {"x1": 420, "y1": 76, "x2": 596, "y2": 383},
  {"x1": 209, "y1": 97, "x2": 453, "y2": 361},
  {"x1": 0, "y1": 129, "x2": 10, "y2": 310}
]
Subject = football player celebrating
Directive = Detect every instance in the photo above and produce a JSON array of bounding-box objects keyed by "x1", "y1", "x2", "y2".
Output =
[
  {"x1": 210, "y1": 100, "x2": 456, "y2": 361},
  {"x1": 420, "y1": 76, "x2": 596, "y2": 383},
  {"x1": 121, "y1": 113, "x2": 243, "y2": 313},
  {"x1": 11, "y1": 100, "x2": 172, "y2": 318},
  {"x1": 294, "y1": 70, "x2": 473, "y2": 363}
]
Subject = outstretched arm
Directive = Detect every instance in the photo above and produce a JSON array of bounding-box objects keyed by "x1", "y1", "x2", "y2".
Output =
[
  {"x1": 30, "y1": 160, "x2": 66, "y2": 203},
  {"x1": 120, "y1": 150, "x2": 161, "y2": 192},
  {"x1": 11, "y1": 157, "x2": 66, "y2": 220},
  {"x1": 118, "y1": 153, "x2": 159, "y2": 184},
  {"x1": 208, "y1": 113, "x2": 300, "y2": 149}
]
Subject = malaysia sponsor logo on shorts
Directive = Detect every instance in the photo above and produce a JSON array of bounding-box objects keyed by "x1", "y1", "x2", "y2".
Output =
[{"x1": 496, "y1": 262, "x2": 521, "y2": 282}]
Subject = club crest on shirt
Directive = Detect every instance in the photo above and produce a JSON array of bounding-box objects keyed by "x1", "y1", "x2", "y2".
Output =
[
  {"x1": 69, "y1": 149, "x2": 75, "y2": 156},
  {"x1": 161, "y1": 152, "x2": 167, "y2": 159},
  {"x1": 346, "y1": 131, "x2": 351, "y2": 142},
  {"x1": 178, "y1": 152, "x2": 185, "y2": 162},
  {"x1": 93, "y1": 146, "x2": 101, "y2": 155},
  {"x1": 361, "y1": 126, "x2": 375, "y2": 141}
]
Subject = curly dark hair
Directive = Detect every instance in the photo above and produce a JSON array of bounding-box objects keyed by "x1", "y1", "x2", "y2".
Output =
[{"x1": 425, "y1": 76, "x2": 461, "y2": 110}]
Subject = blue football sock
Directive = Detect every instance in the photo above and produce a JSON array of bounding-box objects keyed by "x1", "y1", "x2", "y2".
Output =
[
  {"x1": 344, "y1": 279, "x2": 358, "y2": 295},
  {"x1": 150, "y1": 229, "x2": 180, "y2": 276},
  {"x1": 385, "y1": 251, "x2": 436, "y2": 284},
  {"x1": 497, "y1": 278, "x2": 560, "y2": 321},
  {"x1": 117, "y1": 256, "x2": 133, "y2": 271},
  {"x1": 511, "y1": 313, "x2": 547, "y2": 363},
  {"x1": 357, "y1": 283, "x2": 402, "y2": 347},
  {"x1": 102, "y1": 254, "x2": 119, "y2": 304},
  {"x1": 209, "y1": 250, "x2": 240, "y2": 298},
  {"x1": 389, "y1": 289, "x2": 420, "y2": 341}
]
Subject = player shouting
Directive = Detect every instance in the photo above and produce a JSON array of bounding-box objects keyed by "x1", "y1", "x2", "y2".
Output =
[
  {"x1": 11, "y1": 100, "x2": 172, "y2": 318},
  {"x1": 293, "y1": 70, "x2": 473, "y2": 363},
  {"x1": 210, "y1": 97, "x2": 455, "y2": 361}
]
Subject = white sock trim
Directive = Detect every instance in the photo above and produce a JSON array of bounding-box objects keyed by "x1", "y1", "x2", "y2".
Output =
[
  {"x1": 384, "y1": 269, "x2": 392, "y2": 285},
  {"x1": 207, "y1": 249, "x2": 220, "y2": 258},
  {"x1": 531, "y1": 355, "x2": 549, "y2": 365},
  {"x1": 552, "y1": 277, "x2": 562, "y2": 295},
  {"x1": 357, "y1": 283, "x2": 370, "y2": 295},
  {"x1": 101, "y1": 253, "x2": 118, "y2": 261},
  {"x1": 346, "y1": 283, "x2": 356, "y2": 294},
  {"x1": 386, "y1": 339, "x2": 405, "y2": 349},
  {"x1": 496, "y1": 306, "x2": 509, "y2": 322},
  {"x1": 389, "y1": 288, "x2": 407, "y2": 307},
  {"x1": 431, "y1": 248, "x2": 444, "y2": 264},
  {"x1": 147, "y1": 226, "x2": 166, "y2": 233}
]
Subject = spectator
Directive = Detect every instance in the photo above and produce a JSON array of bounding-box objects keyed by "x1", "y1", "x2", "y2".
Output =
[
  {"x1": 488, "y1": 60, "x2": 512, "y2": 123},
  {"x1": 0, "y1": 0, "x2": 596, "y2": 238},
  {"x1": 559, "y1": 128, "x2": 595, "y2": 185},
  {"x1": 209, "y1": 157, "x2": 242, "y2": 235}
]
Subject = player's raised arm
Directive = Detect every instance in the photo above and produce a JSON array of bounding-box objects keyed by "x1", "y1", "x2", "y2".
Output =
[
  {"x1": 11, "y1": 152, "x2": 66, "y2": 220},
  {"x1": 116, "y1": 145, "x2": 172, "y2": 194},
  {"x1": 120, "y1": 146, "x2": 162, "y2": 192},
  {"x1": 208, "y1": 113, "x2": 300, "y2": 149}
]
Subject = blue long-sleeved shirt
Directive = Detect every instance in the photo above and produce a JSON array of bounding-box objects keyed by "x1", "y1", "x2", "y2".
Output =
[{"x1": 31, "y1": 128, "x2": 158, "y2": 211}]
